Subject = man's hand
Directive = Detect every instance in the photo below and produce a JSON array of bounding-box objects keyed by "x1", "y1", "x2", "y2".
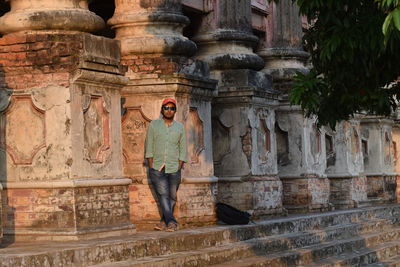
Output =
[
  {"x1": 147, "y1": 158, "x2": 153, "y2": 169},
  {"x1": 178, "y1": 160, "x2": 184, "y2": 170}
]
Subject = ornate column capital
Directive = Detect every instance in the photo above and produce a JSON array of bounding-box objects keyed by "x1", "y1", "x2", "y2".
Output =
[{"x1": 0, "y1": 0, "x2": 104, "y2": 35}]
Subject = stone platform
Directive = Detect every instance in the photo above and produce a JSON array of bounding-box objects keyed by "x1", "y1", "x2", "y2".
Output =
[{"x1": 1, "y1": 204, "x2": 400, "y2": 266}]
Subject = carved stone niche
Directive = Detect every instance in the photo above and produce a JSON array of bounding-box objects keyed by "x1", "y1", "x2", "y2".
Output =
[
  {"x1": 351, "y1": 126, "x2": 360, "y2": 162},
  {"x1": 384, "y1": 131, "x2": 393, "y2": 165},
  {"x1": 212, "y1": 116, "x2": 230, "y2": 168},
  {"x1": 121, "y1": 107, "x2": 151, "y2": 179},
  {"x1": 82, "y1": 94, "x2": 110, "y2": 163},
  {"x1": 275, "y1": 122, "x2": 289, "y2": 167},
  {"x1": 257, "y1": 118, "x2": 271, "y2": 163},
  {"x1": 186, "y1": 107, "x2": 205, "y2": 164},
  {"x1": 1, "y1": 95, "x2": 45, "y2": 165}
]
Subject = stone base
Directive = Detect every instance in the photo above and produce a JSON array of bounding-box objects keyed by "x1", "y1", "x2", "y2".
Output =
[
  {"x1": 129, "y1": 178, "x2": 217, "y2": 231},
  {"x1": 329, "y1": 175, "x2": 368, "y2": 209},
  {"x1": 281, "y1": 177, "x2": 331, "y2": 213},
  {"x1": 1, "y1": 180, "x2": 135, "y2": 242},
  {"x1": 217, "y1": 176, "x2": 283, "y2": 218},
  {"x1": 367, "y1": 175, "x2": 396, "y2": 203}
]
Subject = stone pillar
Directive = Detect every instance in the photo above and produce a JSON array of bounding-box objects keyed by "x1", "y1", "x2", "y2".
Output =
[
  {"x1": 109, "y1": 0, "x2": 218, "y2": 229},
  {"x1": 392, "y1": 122, "x2": 400, "y2": 203},
  {"x1": 361, "y1": 117, "x2": 396, "y2": 204},
  {"x1": 258, "y1": 0, "x2": 309, "y2": 93},
  {"x1": 194, "y1": 0, "x2": 283, "y2": 217},
  {"x1": 326, "y1": 120, "x2": 367, "y2": 209},
  {"x1": 0, "y1": 0, "x2": 134, "y2": 241},
  {"x1": 276, "y1": 106, "x2": 330, "y2": 213},
  {"x1": 257, "y1": 1, "x2": 328, "y2": 213}
]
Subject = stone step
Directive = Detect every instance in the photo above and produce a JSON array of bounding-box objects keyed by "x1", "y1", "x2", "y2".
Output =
[
  {"x1": 211, "y1": 240, "x2": 400, "y2": 267},
  {"x1": 1, "y1": 205, "x2": 400, "y2": 267},
  {"x1": 90, "y1": 226, "x2": 400, "y2": 267},
  {"x1": 365, "y1": 255, "x2": 400, "y2": 267}
]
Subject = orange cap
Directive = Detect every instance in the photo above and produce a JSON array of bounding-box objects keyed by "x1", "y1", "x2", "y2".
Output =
[{"x1": 161, "y1": 98, "x2": 177, "y2": 106}]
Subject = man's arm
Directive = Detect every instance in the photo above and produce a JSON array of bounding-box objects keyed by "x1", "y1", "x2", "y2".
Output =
[
  {"x1": 145, "y1": 122, "x2": 154, "y2": 168},
  {"x1": 178, "y1": 126, "x2": 187, "y2": 170}
]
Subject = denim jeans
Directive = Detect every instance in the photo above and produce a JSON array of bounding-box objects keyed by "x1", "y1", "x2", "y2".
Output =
[{"x1": 149, "y1": 168, "x2": 181, "y2": 225}]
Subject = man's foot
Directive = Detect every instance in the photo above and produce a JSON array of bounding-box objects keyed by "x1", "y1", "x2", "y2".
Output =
[
  {"x1": 154, "y1": 221, "x2": 166, "y2": 231},
  {"x1": 166, "y1": 222, "x2": 178, "y2": 232}
]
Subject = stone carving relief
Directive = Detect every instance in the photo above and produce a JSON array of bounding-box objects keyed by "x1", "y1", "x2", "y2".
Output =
[
  {"x1": 257, "y1": 118, "x2": 270, "y2": 163},
  {"x1": 1, "y1": 95, "x2": 46, "y2": 165},
  {"x1": 83, "y1": 95, "x2": 110, "y2": 163},
  {"x1": 212, "y1": 116, "x2": 230, "y2": 165},
  {"x1": 186, "y1": 107, "x2": 205, "y2": 164},
  {"x1": 121, "y1": 107, "x2": 151, "y2": 177}
]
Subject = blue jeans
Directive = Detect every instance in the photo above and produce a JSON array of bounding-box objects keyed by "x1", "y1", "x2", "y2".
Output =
[{"x1": 149, "y1": 168, "x2": 181, "y2": 225}]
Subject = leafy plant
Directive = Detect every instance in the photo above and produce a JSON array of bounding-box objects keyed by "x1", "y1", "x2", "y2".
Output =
[{"x1": 274, "y1": 0, "x2": 400, "y2": 128}]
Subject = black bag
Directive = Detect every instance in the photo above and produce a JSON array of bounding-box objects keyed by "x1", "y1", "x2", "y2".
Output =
[{"x1": 216, "y1": 202, "x2": 251, "y2": 225}]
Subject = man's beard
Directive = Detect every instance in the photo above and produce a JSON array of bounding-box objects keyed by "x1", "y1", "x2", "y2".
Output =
[{"x1": 162, "y1": 112, "x2": 175, "y2": 120}]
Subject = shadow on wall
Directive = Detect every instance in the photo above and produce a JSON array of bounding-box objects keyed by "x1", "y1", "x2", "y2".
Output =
[{"x1": 0, "y1": 65, "x2": 15, "y2": 247}]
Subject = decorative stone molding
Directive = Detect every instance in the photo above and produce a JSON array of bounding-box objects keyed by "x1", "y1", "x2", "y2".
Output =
[
  {"x1": 109, "y1": 0, "x2": 196, "y2": 57},
  {"x1": 1, "y1": 95, "x2": 46, "y2": 165},
  {"x1": 0, "y1": 0, "x2": 104, "y2": 34}
]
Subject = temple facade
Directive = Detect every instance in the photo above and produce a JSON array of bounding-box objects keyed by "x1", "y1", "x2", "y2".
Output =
[{"x1": 0, "y1": 0, "x2": 397, "y2": 242}]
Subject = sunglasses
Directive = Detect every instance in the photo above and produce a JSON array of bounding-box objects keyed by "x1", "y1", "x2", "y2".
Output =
[{"x1": 163, "y1": 106, "x2": 176, "y2": 111}]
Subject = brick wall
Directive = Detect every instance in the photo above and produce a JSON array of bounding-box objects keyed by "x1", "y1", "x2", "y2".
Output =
[{"x1": 0, "y1": 33, "x2": 87, "y2": 90}]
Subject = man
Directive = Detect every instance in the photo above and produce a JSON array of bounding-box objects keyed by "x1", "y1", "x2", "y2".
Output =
[{"x1": 145, "y1": 98, "x2": 187, "y2": 232}]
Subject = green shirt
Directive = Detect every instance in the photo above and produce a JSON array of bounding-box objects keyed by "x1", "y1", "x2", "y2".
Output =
[{"x1": 145, "y1": 119, "x2": 187, "y2": 173}]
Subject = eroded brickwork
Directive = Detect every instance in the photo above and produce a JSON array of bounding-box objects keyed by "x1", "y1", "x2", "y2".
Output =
[{"x1": 0, "y1": 33, "x2": 82, "y2": 89}]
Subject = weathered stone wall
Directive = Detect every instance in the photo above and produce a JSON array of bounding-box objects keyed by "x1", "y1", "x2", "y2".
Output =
[
  {"x1": 329, "y1": 175, "x2": 368, "y2": 209},
  {"x1": 217, "y1": 177, "x2": 282, "y2": 217},
  {"x1": 129, "y1": 181, "x2": 217, "y2": 230},
  {"x1": 282, "y1": 177, "x2": 330, "y2": 212},
  {"x1": 2, "y1": 184, "x2": 130, "y2": 241}
]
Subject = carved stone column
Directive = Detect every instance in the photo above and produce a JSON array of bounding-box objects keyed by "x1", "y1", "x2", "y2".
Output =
[
  {"x1": 257, "y1": 0, "x2": 308, "y2": 93},
  {"x1": 109, "y1": 0, "x2": 218, "y2": 229},
  {"x1": 276, "y1": 105, "x2": 330, "y2": 213},
  {"x1": 0, "y1": 0, "x2": 134, "y2": 241},
  {"x1": 193, "y1": 0, "x2": 283, "y2": 217},
  {"x1": 361, "y1": 117, "x2": 396, "y2": 204},
  {"x1": 326, "y1": 120, "x2": 367, "y2": 209}
]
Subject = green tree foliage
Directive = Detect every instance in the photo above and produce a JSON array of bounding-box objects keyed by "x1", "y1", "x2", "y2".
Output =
[{"x1": 288, "y1": 0, "x2": 400, "y2": 128}]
